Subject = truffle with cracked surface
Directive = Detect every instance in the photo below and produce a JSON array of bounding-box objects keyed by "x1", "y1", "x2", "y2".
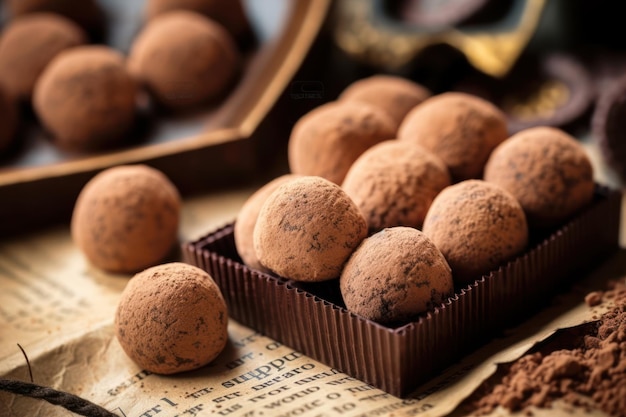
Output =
[
  {"x1": 339, "y1": 75, "x2": 431, "y2": 130},
  {"x1": 0, "y1": 13, "x2": 87, "y2": 101},
  {"x1": 253, "y1": 176, "x2": 368, "y2": 282},
  {"x1": 422, "y1": 180, "x2": 528, "y2": 285},
  {"x1": 288, "y1": 101, "x2": 396, "y2": 185},
  {"x1": 398, "y1": 92, "x2": 509, "y2": 182},
  {"x1": 115, "y1": 262, "x2": 228, "y2": 374},
  {"x1": 128, "y1": 10, "x2": 240, "y2": 111},
  {"x1": 340, "y1": 226, "x2": 453, "y2": 324},
  {"x1": 342, "y1": 140, "x2": 450, "y2": 233},
  {"x1": 484, "y1": 126, "x2": 595, "y2": 229},
  {"x1": 234, "y1": 174, "x2": 300, "y2": 272},
  {"x1": 71, "y1": 165, "x2": 181, "y2": 274}
]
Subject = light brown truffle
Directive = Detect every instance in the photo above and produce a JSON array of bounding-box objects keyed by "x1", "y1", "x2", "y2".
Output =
[
  {"x1": 342, "y1": 140, "x2": 451, "y2": 233},
  {"x1": 398, "y1": 92, "x2": 509, "y2": 182},
  {"x1": 33, "y1": 46, "x2": 137, "y2": 151},
  {"x1": 0, "y1": 13, "x2": 86, "y2": 101},
  {"x1": 288, "y1": 101, "x2": 396, "y2": 185},
  {"x1": 339, "y1": 75, "x2": 431, "y2": 130},
  {"x1": 71, "y1": 165, "x2": 181, "y2": 274},
  {"x1": 253, "y1": 176, "x2": 368, "y2": 282},
  {"x1": 6, "y1": 0, "x2": 105, "y2": 39},
  {"x1": 422, "y1": 180, "x2": 528, "y2": 285},
  {"x1": 0, "y1": 86, "x2": 18, "y2": 153},
  {"x1": 128, "y1": 10, "x2": 240, "y2": 111},
  {"x1": 340, "y1": 226, "x2": 453, "y2": 324},
  {"x1": 115, "y1": 262, "x2": 228, "y2": 374},
  {"x1": 484, "y1": 126, "x2": 595, "y2": 229},
  {"x1": 234, "y1": 174, "x2": 300, "y2": 271},
  {"x1": 144, "y1": 0, "x2": 251, "y2": 41}
]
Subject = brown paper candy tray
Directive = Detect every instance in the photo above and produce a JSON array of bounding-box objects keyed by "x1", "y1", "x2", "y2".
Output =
[{"x1": 183, "y1": 186, "x2": 622, "y2": 397}]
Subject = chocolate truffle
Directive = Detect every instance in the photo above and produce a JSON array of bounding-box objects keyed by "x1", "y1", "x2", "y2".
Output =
[
  {"x1": 0, "y1": 86, "x2": 18, "y2": 153},
  {"x1": 71, "y1": 165, "x2": 181, "y2": 274},
  {"x1": 342, "y1": 140, "x2": 450, "y2": 233},
  {"x1": 6, "y1": 0, "x2": 105, "y2": 40},
  {"x1": 339, "y1": 75, "x2": 431, "y2": 130},
  {"x1": 484, "y1": 126, "x2": 595, "y2": 229},
  {"x1": 398, "y1": 92, "x2": 509, "y2": 182},
  {"x1": 0, "y1": 13, "x2": 87, "y2": 101},
  {"x1": 115, "y1": 262, "x2": 228, "y2": 374},
  {"x1": 288, "y1": 101, "x2": 396, "y2": 185},
  {"x1": 128, "y1": 10, "x2": 240, "y2": 111},
  {"x1": 234, "y1": 174, "x2": 300, "y2": 272},
  {"x1": 340, "y1": 226, "x2": 454, "y2": 324},
  {"x1": 33, "y1": 46, "x2": 137, "y2": 151},
  {"x1": 422, "y1": 180, "x2": 528, "y2": 285},
  {"x1": 253, "y1": 176, "x2": 368, "y2": 282},
  {"x1": 144, "y1": 0, "x2": 251, "y2": 42}
]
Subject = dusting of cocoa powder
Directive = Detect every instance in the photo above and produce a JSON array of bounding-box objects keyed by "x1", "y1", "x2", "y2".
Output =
[{"x1": 467, "y1": 279, "x2": 626, "y2": 417}]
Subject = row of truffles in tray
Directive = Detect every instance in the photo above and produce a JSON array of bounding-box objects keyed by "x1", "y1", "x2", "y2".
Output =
[
  {"x1": 71, "y1": 164, "x2": 229, "y2": 375},
  {"x1": 0, "y1": 0, "x2": 246, "y2": 154},
  {"x1": 235, "y1": 75, "x2": 596, "y2": 325}
]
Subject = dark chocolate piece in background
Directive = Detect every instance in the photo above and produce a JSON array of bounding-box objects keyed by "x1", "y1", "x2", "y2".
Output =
[
  {"x1": 592, "y1": 74, "x2": 626, "y2": 185},
  {"x1": 453, "y1": 53, "x2": 593, "y2": 135}
]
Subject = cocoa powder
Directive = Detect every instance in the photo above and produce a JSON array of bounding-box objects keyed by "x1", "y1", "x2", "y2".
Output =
[{"x1": 467, "y1": 279, "x2": 626, "y2": 416}]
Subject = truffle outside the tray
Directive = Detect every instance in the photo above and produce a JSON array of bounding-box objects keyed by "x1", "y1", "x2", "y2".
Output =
[{"x1": 183, "y1": 186, "x2": 621, "y2": 397}]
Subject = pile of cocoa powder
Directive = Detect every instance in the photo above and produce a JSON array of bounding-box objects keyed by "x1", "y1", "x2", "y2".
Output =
[{"x1": 467, "y1": 278, "x2": 626, "y2": 416}]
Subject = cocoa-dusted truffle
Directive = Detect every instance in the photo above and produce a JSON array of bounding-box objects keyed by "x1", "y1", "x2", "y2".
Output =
[
  {"x1": 0, "y1": 13, "x2": 86, "y2": 101},
  {"x1": 342, "y1": 140, "x2": 450, "y2": 233},
  {"x1": 234, "y1": 174, "x2": 300, "y2": 272},
  {"x1": 254, "y1": 176, "x2": 367, "y2": 282},
  {"x1": 484, "y1": 126, "x2": 595, "y2": 229},
  {"x1": 71, "y1": 165, "x2": 181, "y2": 274},
  {"x1": 340, "y1": 226, "x2": 453, "y2": 324},
  {"x1": 34, "y1": 46, "x2": 137, "y2": 151},
  {"x1": 0, "y1": 86, "x2": 18, "y2": 153},
  {"x1": 339, "y1": 75, "x2": 431, "y2": 130},
  {"x1": 398, "y1": 92, "x2": 509, "y2": 182},
  {"x1": 128, "y1": 10, "x2": 240, "y2": 111},
  {"x1": 288, "y1": 101, "x2": 396, "y2": 185},
  {"x1": 144, "y1": 0, "x2": 251, "y2": 42},
  {"x1": 6, "y1": 0, "x2": 105, "y2": 40},
  {"x1": 115, "y1": 262, "x2": 228, "y2": 374},
  {"x1": 422, "y1": 180, "x2": 528, "y2": 285}
]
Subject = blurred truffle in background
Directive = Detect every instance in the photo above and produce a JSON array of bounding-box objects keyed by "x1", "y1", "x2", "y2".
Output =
[{"x1": 0, "y1": 13, "x2": 87, "y2": 101}]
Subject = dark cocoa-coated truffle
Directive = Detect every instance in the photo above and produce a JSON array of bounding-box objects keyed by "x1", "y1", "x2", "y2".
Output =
[
  {"x1": 422, "y1": 180, "x2": 528, "y2": 285},
  {"x1": 128, "y1": 10, "x2": 240, "y2": 111},
  {"x1": 71, "y1": 165, "x2": 181, "y2": 274},
  {"x1": 144, "y1": 0, "x2": 251, "y2": 41},
  {"x1": 484, "y1": 126, "x2": 595, "y2": 229},
  {"x1": 398, "y1": 92, "x2": 509, "y2": 182},
  {"x1": 340, "y1": 226, "x2": 453, "y2": 324},
  {"x1": 115, "y1": 262, "x2": 228, "y2": 374},
  {"x1": 33, "y1": 46, "x2": 137, "y2": 151},
  {"x1": 288, "y1": 101, "x2": 396, "y2": 185},
  {"x1": 342, "y1": 140, "x2": 450, "y2": 233},
  {"x1": 6, "y1": 0, "x2": 105, "y2": 39},
  {"x1": 253, "y1": 176, "x2": 368, "y2": 282},
  {"x1": 339, "y1": 75, "x2": 431, "y2": 130},
  {"x1": 0, "y1": 13, "x2": 86, "y2": 101},
  {"x1": 234, "y1": 174, "x2": 300, "y2": 272}
]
